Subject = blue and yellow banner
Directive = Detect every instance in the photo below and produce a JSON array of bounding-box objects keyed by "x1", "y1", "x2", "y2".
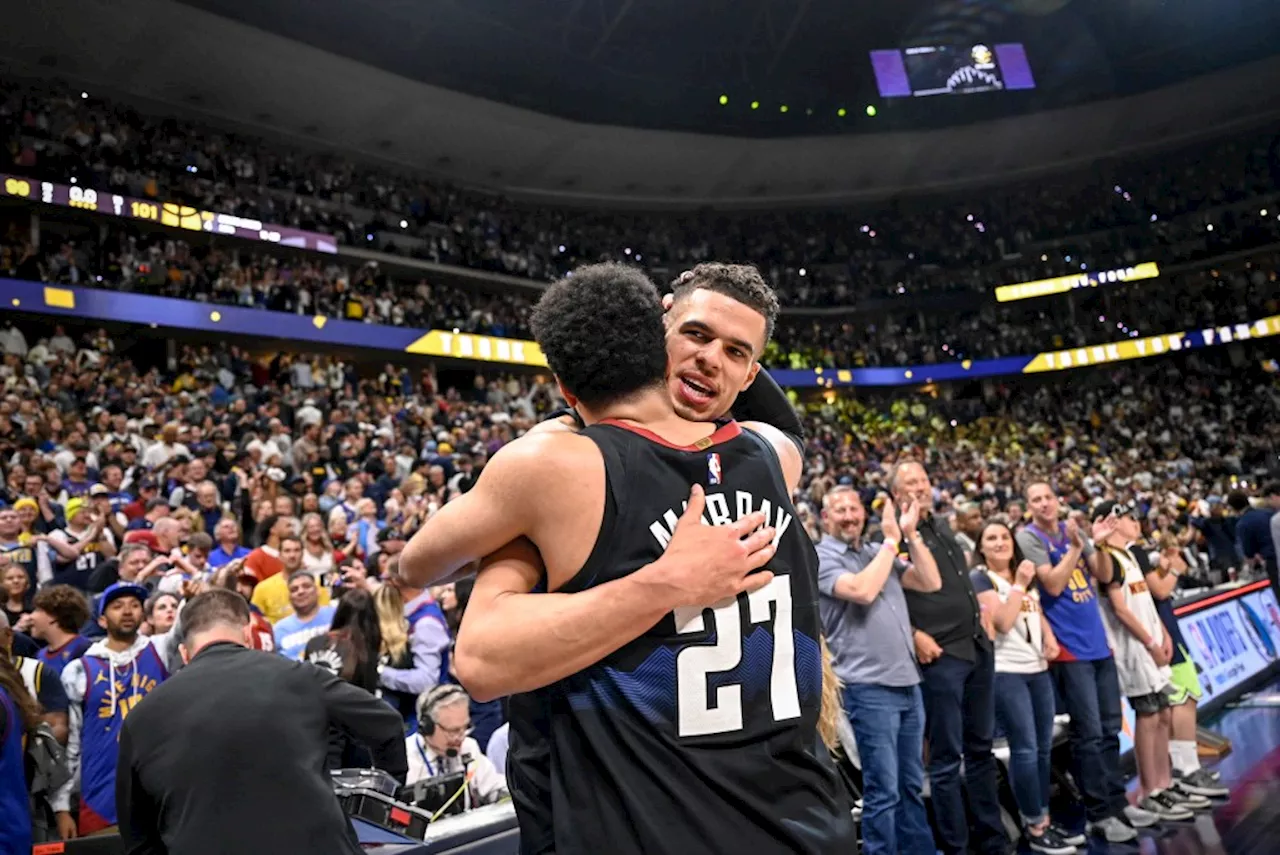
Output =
[
  {"x1": 2, "y1": 278, "x2": 1272, "y2": 383},
  {"x1": 0, "y1": 279, "x2": 546, "y2": 367}
]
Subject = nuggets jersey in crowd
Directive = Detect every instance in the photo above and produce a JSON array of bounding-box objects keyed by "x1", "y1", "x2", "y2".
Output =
[{"x1": 537, "y1": 420, "x2": 856, "y2": 854}]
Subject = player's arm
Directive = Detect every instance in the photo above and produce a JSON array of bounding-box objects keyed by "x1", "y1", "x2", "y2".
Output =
[
  {"x1": 398, "y1": 435, "x2": 564, "y2": 587},
  {"x1": 455, "y1": 540, "x2": 675, "y2": 701},
  {"x1": 739, "y1": 420, "x2": 803, "y2": 494},
  {"x1": 454, "y1": 488, "x2": 776, "y2": 702},
  {"x1": 734, "y1": 370, "x2": 804, "y2": 448}
]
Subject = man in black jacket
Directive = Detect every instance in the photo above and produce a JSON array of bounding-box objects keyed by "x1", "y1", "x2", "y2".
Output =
[{"x1": 115, "y1": 589, "x2": 407, "y2": 855}]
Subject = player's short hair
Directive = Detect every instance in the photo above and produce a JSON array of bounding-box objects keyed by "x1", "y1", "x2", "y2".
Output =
[
  {"x1": 32, "y1": 584, "x2": 91, "y2": 633},
  {"x1": 671, "y1": 263, "x2": 780, "y2": 343},
  {"x1": 179, "y1": 589, "x2": 250, "y2": 645},
  {"x1": 531, "y1": 263, "x2": 667, "y2": 409}
]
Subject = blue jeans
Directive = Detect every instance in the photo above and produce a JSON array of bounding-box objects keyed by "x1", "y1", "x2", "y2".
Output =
[
  {"x1": 919, "y1": 645, "x2": 1006, "y2": 855},
  {"x1": 843, "y1": 683, "x2": 934, "y2": 855},
  {"x1": 1052, "y1": 656, "x2": 1127, "y2": 822},
  {"x1": 994, "y1": 670, "x2": 1056, "y2": 826}
]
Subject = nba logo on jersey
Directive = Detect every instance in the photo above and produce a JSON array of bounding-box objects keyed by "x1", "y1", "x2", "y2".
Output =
[{"x1": 706, "y1": 453, "x2": 722, "y2": 485}]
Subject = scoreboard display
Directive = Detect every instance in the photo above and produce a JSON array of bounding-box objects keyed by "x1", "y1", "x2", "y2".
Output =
[
  {"x1": 871, "y1": 43, "x2": 1036, "y2": 98},
  {"x1": 0, "y1": 174, "x2": 337, "y2": 254}
]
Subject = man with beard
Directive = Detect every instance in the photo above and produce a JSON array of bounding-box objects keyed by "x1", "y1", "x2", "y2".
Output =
[
  {"x1": 52, "y1": 582, "x2": 175, "y2": 838},
  {"x1": 402, "y1": 263, "x2": 853, "y2": 854}
]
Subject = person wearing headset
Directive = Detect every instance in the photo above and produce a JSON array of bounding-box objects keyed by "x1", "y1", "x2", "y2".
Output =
[{"x1": 405, "y1": 685, "x2": 508, "y2": 807}]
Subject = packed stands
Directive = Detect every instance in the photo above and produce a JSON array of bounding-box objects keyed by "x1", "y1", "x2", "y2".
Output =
[{"x1": 3, "y1": 74, "x2": 1280, "y2": 853}]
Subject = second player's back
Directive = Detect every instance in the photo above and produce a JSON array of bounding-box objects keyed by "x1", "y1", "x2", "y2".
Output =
[{"x1": 543, "y1": 419, "x2": 854, "y2": 854}]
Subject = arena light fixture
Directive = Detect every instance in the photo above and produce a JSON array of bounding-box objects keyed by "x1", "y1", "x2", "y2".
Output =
[
  {"x1": 719, "y1": 94, "x2": 728, "y2": 105},
  {"x1": 837, "y1": 107, "x2": 847, "y2": 117},
  {"x1": 866, "y1": 105, "x2": 877, "y2": 116},
  {"x1": 751, "y1": 100, "x2": 760, "y2": 110},
  {"x1": 780, "y1": 104, "x2": 789, "y2": 113}
]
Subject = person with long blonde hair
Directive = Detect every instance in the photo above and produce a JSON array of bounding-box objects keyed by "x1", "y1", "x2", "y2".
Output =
[
  {"x1": 817, "y1": 636, "x2": 843, "y2": 751},
  {"x1": 373, "y1": 584, "x2": 415, "y2": 724}
]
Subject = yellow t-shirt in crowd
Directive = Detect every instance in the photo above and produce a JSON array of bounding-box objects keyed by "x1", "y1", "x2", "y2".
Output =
[{"x1": 252, "y1": 572, "x2": 332, "y2": 625}]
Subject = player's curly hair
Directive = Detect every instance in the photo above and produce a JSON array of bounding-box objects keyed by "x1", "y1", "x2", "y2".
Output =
[
  {"x1": 32, "y1": 584, "x2": 91, "y2": 634},
  {"x1": 531, "y1": 263, "x2": 668, "y2": 409},
  {"x1": 671, "y1": 262, "x2": 780, "y2": 343}
]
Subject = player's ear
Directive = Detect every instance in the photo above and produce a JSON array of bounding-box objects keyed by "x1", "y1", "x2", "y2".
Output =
[
  {"x1": 739, "y1": 362, "x2": 762, "y2": 391},
  {"x1": 555, "y1": 379, "x2": 578, "y2": 409}
]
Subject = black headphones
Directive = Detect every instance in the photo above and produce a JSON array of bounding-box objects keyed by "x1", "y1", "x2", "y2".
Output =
[{"x1": 417, "y1": 684, "x2": 468, "y2": 738}]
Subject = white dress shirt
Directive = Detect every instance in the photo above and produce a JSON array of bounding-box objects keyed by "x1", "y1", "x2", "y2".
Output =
[
  {"x1": 404, "y1": 734, "x2": 507, "y2": 807},
  {"x1": 486, "y1": 722, "x2": 509, "y2": 777}
]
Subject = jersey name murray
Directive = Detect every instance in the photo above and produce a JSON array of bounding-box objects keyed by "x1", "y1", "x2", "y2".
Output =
[{"x1": 647, "y1": 490, "x2": 794, "y2": 552}]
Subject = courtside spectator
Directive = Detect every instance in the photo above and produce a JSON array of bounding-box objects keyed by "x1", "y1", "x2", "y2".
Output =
[
  {"x1": 970, "y1": 522, "x2": 1078, "y2": 854},
  {"x1": 1095, "y1": 501, "x2": 1205, "y2": 820},
  {"x1": 894, "y1": 461, "x2": 1005, "y2": 855},
  {"x1": 1017, "y1": 484, "x2": 1150, "y2": 842},
  {"x1": 817, "y1": 487, "x2": 940, "y2": 855}
]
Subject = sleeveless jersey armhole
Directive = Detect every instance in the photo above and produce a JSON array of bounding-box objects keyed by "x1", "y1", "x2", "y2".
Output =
[
  {"x1": 553, "y1": 426, "x2": 630, "y2": 594},
  {"x1": 739, "y1": 425, "x2": 790, "y2": 501}
]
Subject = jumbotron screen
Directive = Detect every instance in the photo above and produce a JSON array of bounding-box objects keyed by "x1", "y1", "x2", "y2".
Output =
[{"x1": 871, "y1": 43, "x2": 1036, "y2": 98}]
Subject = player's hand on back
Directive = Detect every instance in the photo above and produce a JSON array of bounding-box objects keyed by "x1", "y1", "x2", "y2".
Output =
[{"x1": 647, "y1": 484, "x2": 776, "y2": 608}]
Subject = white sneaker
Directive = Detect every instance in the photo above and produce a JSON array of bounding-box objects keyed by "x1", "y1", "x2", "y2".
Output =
[
  {"x1": 1087, "y1": 816, "x2": 1138, "y2": 843},
  {"x1": 1166, "y1": 783, "x2": 1213, "y2": 810},
  {"x1": 1178, "y1": 768, "x2": 1230, "y2": 798},
  {"x1": 1123, "y1": 803, "x2": 1160, "y2": 828},
  {"x1": 1140, "y1": 791, "x2": 1194, "y2": 821}
]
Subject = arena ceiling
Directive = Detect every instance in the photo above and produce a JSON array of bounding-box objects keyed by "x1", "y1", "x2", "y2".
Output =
[
  {"x1": 175, "y1": 0, "x2": 1280, "y2": 137},
  {"x1": 6, "y1": 0, "x2": 1280, "y2": 206}
]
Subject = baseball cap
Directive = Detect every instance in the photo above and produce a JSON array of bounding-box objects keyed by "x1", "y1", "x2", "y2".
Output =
[
  {"x1": 88, "y1": 484, "x2": 109, "y2": 497},
  {"x1": 98, "y1": 581, "x2": 149, "y2": 618},
  {"x1": 377, "y1": 526, "x2": 406, "y2": 544},
  {"x1": 1091, "y1": 499, "x2": 1136, "y2": 522}
]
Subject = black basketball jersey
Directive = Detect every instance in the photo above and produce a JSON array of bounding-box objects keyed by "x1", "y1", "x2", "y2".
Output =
[{"x1": 523, "y1": 419, "x2": 854, "y2": 855}]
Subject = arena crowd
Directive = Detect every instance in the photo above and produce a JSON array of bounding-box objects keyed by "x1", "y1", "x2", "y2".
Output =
[
  {"x1": 0, "y1": 308, "x2": 1274, "y2": 850},
  {"x1": 0, "y1": 76, "x2": 1277, "y2": 855}
]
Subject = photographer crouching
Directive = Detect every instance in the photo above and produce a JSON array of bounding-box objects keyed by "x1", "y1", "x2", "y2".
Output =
[{"x1": 115, "y1": 589, "x2": 407, "y2": 855}]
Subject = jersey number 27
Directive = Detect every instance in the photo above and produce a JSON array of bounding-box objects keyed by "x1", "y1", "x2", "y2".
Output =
[{"x1": 672, "y1": 574, "x2": 800, "y2": 737}]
